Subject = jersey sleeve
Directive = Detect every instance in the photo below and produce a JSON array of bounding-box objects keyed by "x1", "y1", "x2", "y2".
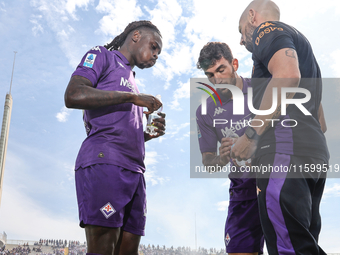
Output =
[
  {"x1": 71, "y1": 46, "x2": 108, "y2": 88},
  {"x1": 196, "y1": 105, "x2": 218, "y2": 153},
  {"x1": 252, "y1": 22, "x2": 296, "y2": 68}
]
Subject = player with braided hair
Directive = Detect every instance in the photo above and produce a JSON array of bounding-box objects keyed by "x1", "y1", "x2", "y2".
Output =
[
  {"x1": 104, "y1": 20, "x2": 161, "y2": 51},
  {"x1": 65, "y1": 20, "x2": 165, "y2": 255}
]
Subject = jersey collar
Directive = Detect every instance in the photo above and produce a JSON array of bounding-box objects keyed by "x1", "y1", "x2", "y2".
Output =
[
  {"x1": 113, "y1": 50, "x2": 131, "y2": 66},
  {"x1": 113, "y1": 50, "x2": 135, "y2": 77}
]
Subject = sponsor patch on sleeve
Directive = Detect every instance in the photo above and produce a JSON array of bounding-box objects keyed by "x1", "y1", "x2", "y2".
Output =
[
  {"x1": 83, "y1": 53, "x2": 97, "y2": 68},
  {"x1": 197, "y1": 124, "x2": 202, "y2": 139}
]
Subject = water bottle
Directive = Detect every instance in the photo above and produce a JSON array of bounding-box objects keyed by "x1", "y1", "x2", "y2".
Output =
[{"x1": 146, "y1": 95, "x2": 163, "y2": 136}]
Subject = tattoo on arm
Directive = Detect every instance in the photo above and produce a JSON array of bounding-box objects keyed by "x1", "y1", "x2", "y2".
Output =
[
  {"x1": 285, "y1": 49, "x2": 296, "y2": 59},
  {"x1": 203, "y1": 153, "x2": 222, "y2": 168},
  {"x1": 272, "y1": 105, "x2": 281, "y2": 119},
  {"x1": 65, "y1": 75, "x2": 134, "y2": 109},
  {"x1": 263, "y1": 105, "x2": 282, "y2": 134}
]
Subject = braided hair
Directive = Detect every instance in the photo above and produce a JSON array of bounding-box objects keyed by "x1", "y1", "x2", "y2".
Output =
[{"x1": 104, "y1": 20, "x2": 162, "y2": 51}]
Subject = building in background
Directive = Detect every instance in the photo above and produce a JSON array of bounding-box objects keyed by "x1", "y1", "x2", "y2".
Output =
[{"x1": 0, "y1": 52, "x2": 16, "y2": 208}]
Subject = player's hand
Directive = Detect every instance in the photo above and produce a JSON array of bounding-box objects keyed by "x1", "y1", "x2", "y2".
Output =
[
  {"x1": 144, "y1": 112, "x2": 166, "y2": 141},
  {"x1": 230, "y1": 134, "x2": 257, "y2": 161},
  {"x1": 231, "y1": 157, "x2": 252, "y2": 168},
  {"x1": 219, "y1": 137, "x2": 235, "y2": 165},
  {"x1": 132, "y1": 94, "x2": 162, "y2": 114}
]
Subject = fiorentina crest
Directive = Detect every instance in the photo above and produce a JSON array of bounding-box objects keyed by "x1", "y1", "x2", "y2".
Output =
[
  {"x1": 100, "y1": 202, "x2": 116, "y2": 219},
  {"x1": 225, "y1": 233, "x2": 231, "y2": 246}
]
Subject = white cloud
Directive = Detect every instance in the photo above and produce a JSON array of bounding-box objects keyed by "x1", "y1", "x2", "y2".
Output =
[
  {"x1": 144, "y1": 151, "x2": 169, "y2": 186},
  {"x1": 30, "y1": 0, "x2": 88, "y2": 67},
  {"x1": 147, "y1": 0, "x2": 182, "y2": 50},
  {"x1": 30, "y1": 15, "x2": 44, "y2": 36},
  {"x1": 170, "y1": 80, "x2": 190, "y2": 110},
  {"x1": 135, "y1": 78, "x2": 146, "y2": 93},
  {"x1": 0, "y1": 1, "x2": 6, "y2": 12},
  {"x1": 331, "y1": 49, "x2": 340, "y2": 77},
  {"x1": 64, "y1": 163, "x2": 75, "y2": 181},
  {"x1": 145, "y1": 151, "x2": 158, "y2": 167},
  {"x1": 65, "y1": 0, "x2": 92, "y2": 17},
  {"x1": 216, "y1": 200, "x2": 229, "y2": 211},
  {"x1": 146, "y1": 0, "x2": 191, "y2": 88},
  {"x1": 158, "y1": 136, "x2": 166, "y2": 143},
  {"x1": 0, "y1": 186, "x2": 84, "y2": 241},
  {"x1": 167, "y1": 122, "x2": 190, "y2": 138},
  {"x1": 153, "y1": 45, "x2": 193, "y2": 89},
  {"x1": 95, "y1": 0, "x2": 142, "y2": 37},
  {"x1": 56, "y1": 106, "x2": 73, "y2": 122},
  {"x1": 176, "y1": 131, "x2": 190, "y2": 141},
  {"x1": 279, "y1": 0, "x2": 340, "y2": 24},
  {"x1": 324, "y1": 183, "x2": 340, "y2": 197},
  {"x1": 144, "y1": 168, "x2": 169, "y2": 186},
  {"x1": 184, "y1": 0, "x2": 250, "y2": 63},
  {"x1": 222, "y1": 179, "x2": 231, "y2": 187}
]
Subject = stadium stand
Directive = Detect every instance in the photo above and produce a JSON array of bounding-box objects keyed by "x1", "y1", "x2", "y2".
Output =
[{"x1": 1, "y1": 241, "x2": 339, "y2": 255}]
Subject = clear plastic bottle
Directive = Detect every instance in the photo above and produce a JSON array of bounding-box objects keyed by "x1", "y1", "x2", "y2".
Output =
[{"x1": 146, "y1": 95, "x2": 163, "y2": 136}]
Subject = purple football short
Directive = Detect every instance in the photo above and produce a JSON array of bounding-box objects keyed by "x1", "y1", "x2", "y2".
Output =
[
  {"x1": 75, "y1": 164, "x2": 146, "y2": 236},
  {"x1": 224, "y1": 199, "x2": 264, "y2": 254}
]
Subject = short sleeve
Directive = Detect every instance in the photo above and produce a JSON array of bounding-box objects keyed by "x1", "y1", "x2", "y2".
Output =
[
  {"x1": 72, "y1": 46, "x2": 108, "y2": 87},
  {"x1": 253, "y1": 22, "x2": 296, "y2": 68},
  {"x1": 196, "y1": 105, "x2": 218, "y2": 153}
]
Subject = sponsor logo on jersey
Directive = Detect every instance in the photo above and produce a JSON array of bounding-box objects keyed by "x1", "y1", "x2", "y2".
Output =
[
  {"x1": 100, "y1": 202, "x2": 116, "y2": 219},
  {"x1": 118, "y1": 62, "x2": 126, "y2": 69},
  {"x1": 257, "y1": 22, "x2": 275, "y2": 32},
  {"x1": 90, "y1": 46, "x2": 101, "y2": 53},
  {"x1": 220, "y1": 116, "x2": 252, "y2": 137},
  {"x1": 120, "y1": 77, "x2": 137, "y2": 93},
  {"x1": 255, "y1": 26, "x2": 284, "y2": 46},
  {"x1": 225, "y1": 233, "x2": 231, "y2": 246},
  {"x1": 196, "y1": 117, "x2": 202, "y2": 138},
  {"x1": 213, "y1": 107, "x2": 226, "y2": 116},
  {"x1": 83, "y1": 53, "x2": 97, "y2": 68},
  {"x1": 197, "y1": 125, "x2": 202, "y2": 139}
]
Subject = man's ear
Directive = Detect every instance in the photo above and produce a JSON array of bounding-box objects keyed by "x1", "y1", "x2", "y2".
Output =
[
  {"x1": 232, "y1": 58, "x2": 239, "y2": 72},
  {"x1": 248, "y1": 9, "x2": 256, "y2": 25},
  {"x1": 131, "y1": 30, "x2": 142, "y2": 43}
]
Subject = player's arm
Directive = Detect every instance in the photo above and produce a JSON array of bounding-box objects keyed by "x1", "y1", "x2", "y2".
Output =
[
  {"x1": 318, "y1": 103, "x2": 327, "y2": 133},
  {"x1": 231, "y1": 48, "x2": 300, "y2": 161},
  {"x1": 202, "y1": 152, "x2": 223, "y2": 166},
  {"x1": 64, "y1": 75, "x2": 161, "y2": 114},
  {"x1": 202, "y1": 138, "x2": 234, "y2": 166},
  {"x1": 252, "y1": 48, "x2": 301, "y2": 136}
]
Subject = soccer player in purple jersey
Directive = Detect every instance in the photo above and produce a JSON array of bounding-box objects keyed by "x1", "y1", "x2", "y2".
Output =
[
  {"x1": 233, "y1": 1, "x2": 328, "y2": 254},
  {"x1": 64, "y1": 21, "x2": 165, "y2": 255},
  {"x1": 196, "y1": 42, "x2": 264, "y2": 255}
]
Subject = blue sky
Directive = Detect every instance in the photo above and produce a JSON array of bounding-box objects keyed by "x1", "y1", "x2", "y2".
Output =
[{"x1": 0, "y1": 0, "x2": 340, "y2": 253}]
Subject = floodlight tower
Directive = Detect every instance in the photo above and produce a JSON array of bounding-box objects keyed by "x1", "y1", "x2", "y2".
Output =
[{"x1": 0, "y1": 52, "x2": 16, "y2": 207}]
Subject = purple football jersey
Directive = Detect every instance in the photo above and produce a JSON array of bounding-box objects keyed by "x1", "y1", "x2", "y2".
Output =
[
  {"x1": 72, "y1": 46, "x2": 145, "y2": 173},
  {"x1": 196, "y1": 78, "x2": 256, "y2": 201}
]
